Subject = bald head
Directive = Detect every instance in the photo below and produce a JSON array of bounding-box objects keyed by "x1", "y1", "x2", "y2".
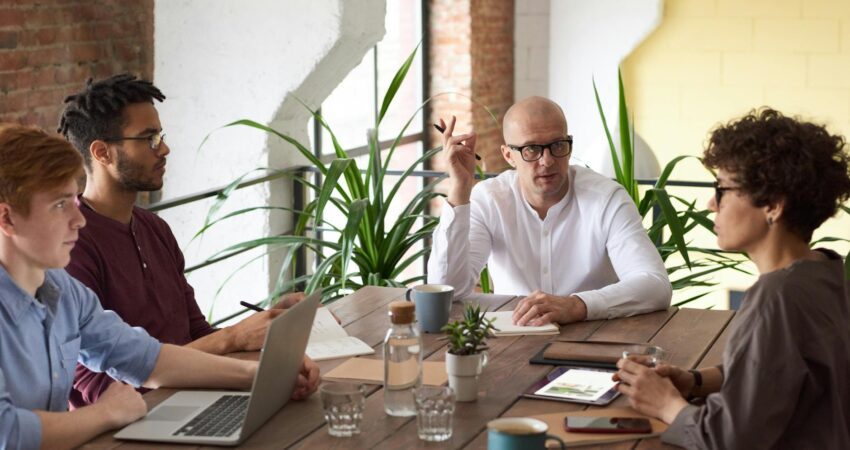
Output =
[{"x1": 503, "y1": 96, "x2": 568, "y2": 144}]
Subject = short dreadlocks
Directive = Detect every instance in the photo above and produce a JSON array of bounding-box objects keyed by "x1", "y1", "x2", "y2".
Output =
[{"x1": 57, "y1": 74, "x2": 165, "y2": 167}]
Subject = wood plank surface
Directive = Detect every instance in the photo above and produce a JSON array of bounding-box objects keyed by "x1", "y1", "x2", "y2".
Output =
[
  {"x1": 79, "y1": 288, "x2": 733, "y2": 450},
  {"x1": 648, "y1": 308, "x2": 734, "y2": 369},
  {"x1": 291, "y1": 294, "x2": 518, "y2": 449},
  {"x1": 631, "y1": 310, "x2": 737, "y2": 450},
  {"x1": 696, "y1": 313, "x2": 735, "y2": 368},
  {"x1": 464, "y1": 308, "x2": 685, "y2": 450}
]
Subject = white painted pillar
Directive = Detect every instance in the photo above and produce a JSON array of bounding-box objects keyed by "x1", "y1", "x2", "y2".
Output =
[
  {"x1": 154, "y1": 0, "x2": 386, "y2": 321},
  {"x1": 547, "y1": 0, "x2": 662, "y2": 176}
]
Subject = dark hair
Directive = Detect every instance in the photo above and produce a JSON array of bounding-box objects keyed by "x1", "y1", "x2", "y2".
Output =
[
  {"x1": 703, "y1": 107, "x2": 850, "y2": 242},
  {"x1": 57, "y1": 74, "x2": 165, "y2": 167}
]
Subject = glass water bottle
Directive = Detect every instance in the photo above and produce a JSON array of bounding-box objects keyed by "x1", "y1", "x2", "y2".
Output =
[{"x1": 383, "y1": 300, "x2": 423, "y2": 416}]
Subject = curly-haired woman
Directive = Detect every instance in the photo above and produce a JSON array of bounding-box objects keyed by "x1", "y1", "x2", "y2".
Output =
[{"x1": 615, "y1": 108, "x2": 850, "y2": 449}]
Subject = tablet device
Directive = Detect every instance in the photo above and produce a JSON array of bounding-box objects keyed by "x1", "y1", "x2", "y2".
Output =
[{"x1": 522, "y1": 366, "x2": 620, "y2": 406}]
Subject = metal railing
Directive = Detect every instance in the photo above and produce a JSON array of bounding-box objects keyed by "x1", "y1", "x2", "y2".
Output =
[{"x1": 147, "y1": 164, "x2": 715, "y2": 276}]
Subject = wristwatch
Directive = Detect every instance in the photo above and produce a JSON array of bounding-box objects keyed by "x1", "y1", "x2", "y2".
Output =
[{"x1": 687, "y1": 369, "x2": 703, "y2": 400}]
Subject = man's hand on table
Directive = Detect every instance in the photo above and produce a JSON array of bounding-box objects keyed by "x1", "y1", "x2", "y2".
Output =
[
  {"x1": 95, "y1": 382, "x2": 148, "y2": 428},
  {"x1": 511, "y1": 290, "x2": 588, "y2": 326},
  {"x1": 291, "y1": 356, "x2": 320, "y2": 400},
  {"x1": 614, "y1": 357, "x2": 689, "y2": 424}
]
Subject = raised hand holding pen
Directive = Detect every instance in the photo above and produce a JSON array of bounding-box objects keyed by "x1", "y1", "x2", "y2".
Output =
[{"x1": 438, "y1": 115, "x2": 478, "y2": 207}]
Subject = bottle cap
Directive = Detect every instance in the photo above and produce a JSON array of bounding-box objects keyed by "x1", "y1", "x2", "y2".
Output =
[{"x1": 388, "y1": 300, "x2": 415, "y2": 324}]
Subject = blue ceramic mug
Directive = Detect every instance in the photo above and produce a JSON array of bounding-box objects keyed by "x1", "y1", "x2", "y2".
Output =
[
  {"x1": 487, "y1": 417, "x2": 565, "y2": 450},
  {"x1": 405, "y1": 284, "x2": 453, "y2": 333}
]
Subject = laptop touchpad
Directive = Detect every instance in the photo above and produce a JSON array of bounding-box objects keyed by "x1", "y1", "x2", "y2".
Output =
[{"x1": 147, "y1": 406, "x2": 198, "y2": 421}]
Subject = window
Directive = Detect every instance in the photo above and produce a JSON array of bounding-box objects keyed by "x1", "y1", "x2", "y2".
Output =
[{"x1": 304, "y1": 0, "x2": 430, "y2": 284}]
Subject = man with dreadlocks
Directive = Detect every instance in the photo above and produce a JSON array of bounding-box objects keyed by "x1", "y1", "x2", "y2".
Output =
[{"x1": 57, "y1": 74, "x2": 318, "y2": 408}]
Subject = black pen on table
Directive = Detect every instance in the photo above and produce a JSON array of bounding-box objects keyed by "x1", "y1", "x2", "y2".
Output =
[
  {"x1": 240, "y1": 300, "x2": 265, "y2": 312},
  {"x1": 433, "y1": 123, "x2": 482, "y2": 161}
]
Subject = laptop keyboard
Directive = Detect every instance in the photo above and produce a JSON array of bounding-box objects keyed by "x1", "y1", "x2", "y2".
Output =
[{"x1": 173, "y1": 395, "x2": 249, "y2": 438}]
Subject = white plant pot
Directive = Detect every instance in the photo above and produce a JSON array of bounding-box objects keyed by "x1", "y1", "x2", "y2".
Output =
[{"x1": 445, "y1": 351, "x2": 488, "y2": 402}]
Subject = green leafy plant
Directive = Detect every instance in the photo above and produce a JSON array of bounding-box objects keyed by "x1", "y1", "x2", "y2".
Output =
[
  {"x1": 192, "y1": 39, "x2": 517, "y2": 313},
  {"x1": 193, "y1": 45, "x2": 478, "y2": 308},
  {"x1": 593, "y1": 70, "x2": 747, "y2": 306},
  {"x1": 441, "y1": 304, "x2": 498, "y2": 356}
]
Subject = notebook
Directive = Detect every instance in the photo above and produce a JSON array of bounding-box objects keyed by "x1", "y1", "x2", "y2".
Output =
[
  {"x1": 485, "y1": 310, "x2": 560, "y2": 336},
  {"x1": 114, "y1": 290, "x2": 321, "y2": 446},
  {"x1": 529, "y1": 341, "x2": 655, "y2": 369},
  {"x1": 306, "y1": 308, "x2": 374, "y2": 361}
]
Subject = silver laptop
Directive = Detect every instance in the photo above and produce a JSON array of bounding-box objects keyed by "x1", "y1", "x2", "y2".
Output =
[{"x1": 114, "y1": 290, "x2": 322, "y2": 446}]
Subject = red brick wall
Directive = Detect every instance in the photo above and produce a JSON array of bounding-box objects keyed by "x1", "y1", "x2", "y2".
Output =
[
  {"x1": 0, "y1": 1, "x2": 154, "y2": 132},
  {"x1": 470, "y1": 0, "x2": 513, "y2": 172},
  {"x1": 428, "y1": 0, "x2": 514, "y2": 173}
]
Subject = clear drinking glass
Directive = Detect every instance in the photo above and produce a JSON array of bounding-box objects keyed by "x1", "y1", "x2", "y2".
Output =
[
  {"x1": 622, "y1": 345, "x2": 668, "y2": 367},
  {"x1": 414, "y1": 385, "x2": 455, "y2": 442},
  {"x1": 320, "y1": 382, "x2": 366, "y2": 437}
]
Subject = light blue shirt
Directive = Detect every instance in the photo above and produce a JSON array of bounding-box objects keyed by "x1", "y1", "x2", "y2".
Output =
[{"x1": 0, "y1": 266, "x2": 161, "y2": 450}]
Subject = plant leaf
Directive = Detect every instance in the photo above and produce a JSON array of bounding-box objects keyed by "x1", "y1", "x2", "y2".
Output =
[
  {"x1": 593, "y1": 77, "x2": 624, "y2": 184},
  {"x1": 617, "y1": 68, "x2": 637, "y2": 203},
  {"x1": 213, "y1": 119, "x2": 328, "y2": 176},
  {"x1": 316, "y1": 159, "x2": 353, "y2": 225},
  {"x1": 339, "y1": 199, "x2": 368, "y2": 289},
  {"x1": 378, "y1": 41, "x2": 420, "y2": 125},
  {"x1": 652, "y1": 188, "x2": 691, "y2": 268},
  {"x1": 672, "y1": 291, "x2": 711, "y2": 307},
  {"x1": 479, "y1": 266, "x2": 492, "y2": 294},
  {"x1": 203, "y1": 168, "x2": 265, "y2": 230}
]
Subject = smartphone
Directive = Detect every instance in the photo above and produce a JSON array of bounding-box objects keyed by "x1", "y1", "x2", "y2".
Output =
[{"x1": 564, "y1": 416, "x2": 652, "y2": 434}]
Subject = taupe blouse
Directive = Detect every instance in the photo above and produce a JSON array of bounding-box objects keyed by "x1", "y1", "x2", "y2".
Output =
[{"x1": 663, "y1": 250, "x2": 850, "y2": 449}]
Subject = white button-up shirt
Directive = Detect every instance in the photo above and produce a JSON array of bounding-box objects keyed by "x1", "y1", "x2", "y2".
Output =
[{"x1": 427, "y1": 166, "x2": 671, "y2": 320}]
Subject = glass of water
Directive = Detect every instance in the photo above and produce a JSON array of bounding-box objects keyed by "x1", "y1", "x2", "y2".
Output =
[
  {"x1": 622, "y1": 345, "x2": 668, "y2": 367},
  {"x1": 320, "y1": 382, "x2": 366, "y2": 437},
  {"x1": 414, "y1": 385, "x2": 455, "y2": 442}
]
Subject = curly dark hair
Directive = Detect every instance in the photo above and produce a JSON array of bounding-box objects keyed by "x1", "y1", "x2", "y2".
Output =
[
  {"x1": 57, "y1": 74, "x2": 165, "y2": 167},
  {"x1": 703, "y1": 107, "x2": 850, "y2": 242}
]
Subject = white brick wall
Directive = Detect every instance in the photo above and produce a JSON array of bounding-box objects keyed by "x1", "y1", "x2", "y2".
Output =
[{"x1": 514, "y1": 0, "x2": 550, "y2": 100}]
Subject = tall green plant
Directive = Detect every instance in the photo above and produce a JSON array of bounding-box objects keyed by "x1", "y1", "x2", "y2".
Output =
[
  {"x1": 194, "y1": 45, "x2": 470, "y2": 307},
  {"x1": 593, "y1": 70, "x2": 746, "y2": 306}
]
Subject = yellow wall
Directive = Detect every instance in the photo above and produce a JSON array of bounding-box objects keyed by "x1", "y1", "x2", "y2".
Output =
[{"x1": 623, "y1": 0, "x2": 850, "y2": 308}]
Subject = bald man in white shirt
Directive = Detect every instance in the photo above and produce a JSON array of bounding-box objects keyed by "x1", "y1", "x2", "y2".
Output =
[{"x1": 427, "y1": 96, "x2": 671, "y2": 326}]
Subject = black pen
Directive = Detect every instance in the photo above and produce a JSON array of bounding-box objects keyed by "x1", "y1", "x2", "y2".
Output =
[
  {"x1": 433, "y1": 123, "x2": 482, "y2": 161},
  {"x1": 240, "y1": 300, "x2": 265, "y2": 312}
]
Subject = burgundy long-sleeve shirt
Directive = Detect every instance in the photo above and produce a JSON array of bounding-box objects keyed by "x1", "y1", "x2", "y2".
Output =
[{"x1": 67, "y1": 197, "x2": 216, "y2": 407}]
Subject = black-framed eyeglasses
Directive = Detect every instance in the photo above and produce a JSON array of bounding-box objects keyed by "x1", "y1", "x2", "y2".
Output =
[
  {"x1": 713, "y1": 181, "x2": 742, "y2": 206},
  {"x1": 507, "y1": 136, "x2": 573, "y2": 162},
  {"x1": 103, "y1": 132, "x2": 166, "y2": 151}
]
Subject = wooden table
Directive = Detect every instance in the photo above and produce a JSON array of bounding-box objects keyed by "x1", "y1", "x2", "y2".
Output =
[{"x1": 81, "y1": 286, "x2": 734, "y2": 450}]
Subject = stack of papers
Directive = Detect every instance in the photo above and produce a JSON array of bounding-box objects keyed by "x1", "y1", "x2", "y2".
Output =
[
  {"x1": 484, "y1": 311, "x2": 560, "y2": 336},
  {"x1": 306, "y1": 308, "x2": 375, "y2": 361}
]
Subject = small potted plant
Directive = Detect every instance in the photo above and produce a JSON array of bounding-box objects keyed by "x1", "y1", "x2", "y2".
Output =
[{"x1": 441, "y1": 304, "x2": 498, "y2": 402}]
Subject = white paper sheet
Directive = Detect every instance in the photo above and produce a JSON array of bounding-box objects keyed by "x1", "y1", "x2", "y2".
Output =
[
  {"x1": 485, "y1": 310, "x2": 559, "y2": 336},
  {"x1": 306, "y1": 308, "x2": 375, "y2": 361}
]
